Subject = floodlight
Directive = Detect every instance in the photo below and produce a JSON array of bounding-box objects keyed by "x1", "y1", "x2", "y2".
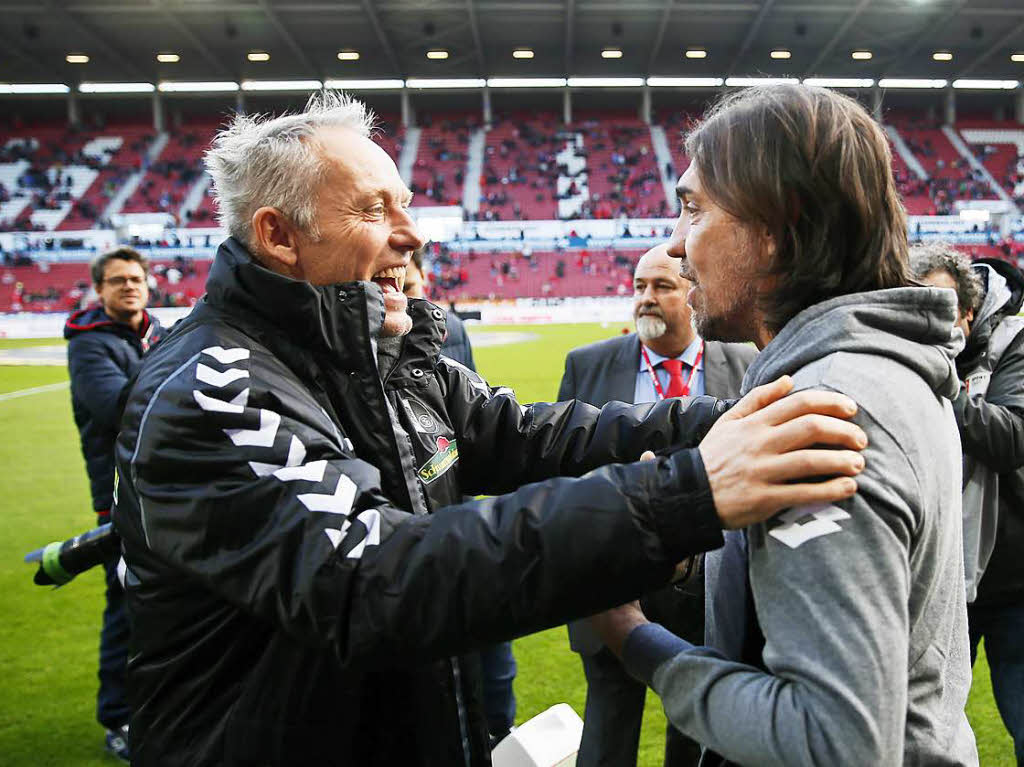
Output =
[
  {"x1": 337, "y1": 51, "x2": 360, "y2": 61},
  {"x1": 684, "y1": 50, "x2": 707, "y2": 59},
  {"x1": 878, "y1": 78, "x2": 947, "y2": 88},
  {"x1": 851, "y1": 51, "x2": 873, "y2": 60},
  {"x1": 647, "y1": 77, "x2": 723, "y2": 87},
  {"x1": 487, "y1": 78, "x2": 566, "y2": 88},
  {"x1": 513, "y1": 49, "x2": 535, "y2": 59},
  {"x1": 156, "y1": 53, "x2": 180, "y2": 63},
  {"x1": 770, "y1": 50, "x2": 792, "y2": 60},
  {"x1": 601, "y1": 49, "x2": 623, "y2": 59},
  {"x1": 247, "y1": 52, "x2": 270, "y2": 62},
  {"x1": 567, "y1": 77, "x2": 643, "y2": 87},
  {"x1": 426, "y1": 50, "x2": 449, "y2": 60},
  {"x1": 79, "y1": 82, "x2": 155, "y2": 93},
  {"x1": 66, "y1": 54, "x2": 89, "y2": 64}
]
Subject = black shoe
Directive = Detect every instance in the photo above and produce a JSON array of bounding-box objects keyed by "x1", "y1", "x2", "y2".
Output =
[{"x1": 104, "y1": 724, "x2": 130, "y2": 762}]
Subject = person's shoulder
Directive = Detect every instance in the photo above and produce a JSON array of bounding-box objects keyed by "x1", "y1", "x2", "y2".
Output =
[
  {"x1": 706, "y1": 340, "x2": 757, "y2": 365},
  {"x1": 567, "y1": 333, "x2": 636, "y2": 364}
]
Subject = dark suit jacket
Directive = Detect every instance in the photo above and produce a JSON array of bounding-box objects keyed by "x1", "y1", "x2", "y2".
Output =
[{"x1": 558, "y1": 332, "x2": 756, "y2": 654}]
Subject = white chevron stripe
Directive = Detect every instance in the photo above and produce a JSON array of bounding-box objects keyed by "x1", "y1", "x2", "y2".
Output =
[
  {"x1": 225, "y1": 409, "x2": 280, "y2": 447},
  {"x1": 194, "y1": 388, "x2": 249, "y2": 414},
  {"x1": 298, "y1": 474, "x2": 357, "y2": 515},
  {"x1": 324, "y1": 528, "x2": 344, "y2": 549},
  {"x1": 344, "y1": 509, "x2": 381, "y2": 559},
  {"x1": 202, "y1": 346, "x2": 250, "y2": 364},
  {"x1": 196, "y1": 363, "x2": 250, "y2": 388},
  {"x1": 248, "y1": 435, "x2": 309, "y2": 477},
  {"x1": 274, "y1": 459, "x2": 328, "y2": 483}
]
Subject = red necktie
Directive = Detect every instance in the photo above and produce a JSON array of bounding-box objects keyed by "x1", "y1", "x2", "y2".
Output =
[{"x1": 661, "y1": 358, "x2": 687, "y2": 398}]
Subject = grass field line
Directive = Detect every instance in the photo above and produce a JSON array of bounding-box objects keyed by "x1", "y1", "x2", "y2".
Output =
[{"x1": 0, "y1": 381, "x2": 69, "y2": 402}]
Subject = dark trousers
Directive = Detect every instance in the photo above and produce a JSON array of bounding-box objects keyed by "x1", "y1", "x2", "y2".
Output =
[
  {"x1": 97, "y1": 557, "x2": 130, "y2": 730},
  {"x1": 577, "y1": 647, "x2": 701, "y2": 767},
  {"x1": 969, "y1": 602, "x2": 1024, "y2": 765},
  {"x1": 480, "y1": 641, "x2": 517, "y2": 737}
]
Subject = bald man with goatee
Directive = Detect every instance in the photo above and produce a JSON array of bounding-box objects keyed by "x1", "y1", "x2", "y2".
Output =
[{"x1": 558, "y1": 244, "x2": 756, "y2": 767}]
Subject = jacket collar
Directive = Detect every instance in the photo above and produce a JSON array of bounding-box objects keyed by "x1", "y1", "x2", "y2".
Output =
[{"x1": 204, "y1": 237, "x2": 445, "y2": 375}]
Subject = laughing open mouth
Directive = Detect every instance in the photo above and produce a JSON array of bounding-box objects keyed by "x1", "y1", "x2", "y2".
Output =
[{"x1": 371, "y1": 266, "x2": 406, "y2": 294}]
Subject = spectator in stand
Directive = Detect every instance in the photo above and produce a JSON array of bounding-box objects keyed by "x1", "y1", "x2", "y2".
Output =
[{"x1": 64, "y1": 247, "x2": 164, "y2": 762}]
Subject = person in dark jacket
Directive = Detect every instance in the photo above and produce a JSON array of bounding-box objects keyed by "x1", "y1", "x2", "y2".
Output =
[
  {"x1": 405, "y1": 247, "x2": 518, "y2": 745},
  {"x1": 561, "y1": 244, "x2": 756, "y2": 767},
  {"x1": 113, "y1": 91, "x2": 867, "y2": 767},
  {"x1": 914, "y1": 246, "x2": 1024, "y2": 763},
  {"x1": 64, "y1": 246, "x2": 163, "y2": 762}
]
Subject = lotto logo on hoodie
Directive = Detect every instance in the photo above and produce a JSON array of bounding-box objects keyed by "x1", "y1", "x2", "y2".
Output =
[{"x1": 418, "y1": 437, "x2": 459, "y2": 484}]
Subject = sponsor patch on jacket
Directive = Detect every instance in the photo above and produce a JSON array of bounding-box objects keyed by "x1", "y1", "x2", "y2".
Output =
[
  {"x1": 418, "y1": 436, "x2": 458, "y2": 484},
  {"x1": 768, "y1": 503, "x2": 850, "y2": 549}
]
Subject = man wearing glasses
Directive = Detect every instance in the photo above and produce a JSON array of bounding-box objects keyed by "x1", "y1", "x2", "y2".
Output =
[{"x1": 64, "y1": 246, "x2": 163, "y2": 762}]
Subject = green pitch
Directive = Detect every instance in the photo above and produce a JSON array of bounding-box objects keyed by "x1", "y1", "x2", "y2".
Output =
[{"x1": 0, "y1": 326, "x2": 1014, "y2": 765}]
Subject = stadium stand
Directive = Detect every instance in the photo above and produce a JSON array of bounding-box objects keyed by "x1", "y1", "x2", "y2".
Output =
[
  {"x1": 120, "y1": 123, "x2": 217, "y2": 217},
  {"x1": 574, "y1": 112, "x2": 669, "y2": 220},
  {"x1": 477, "y1": 112, "x2": 562, "y2": 221},
  {"x1": 410, "y1": 112, "x2": 476, "y2": 207}
]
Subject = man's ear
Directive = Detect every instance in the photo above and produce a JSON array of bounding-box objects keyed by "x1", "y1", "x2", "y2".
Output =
[
  {"x1": 250, "y1": 207, "x2": 300, "y2": 270},
  {"x1": 964, "y1": 306, "x2": 975, "y2": 327}
]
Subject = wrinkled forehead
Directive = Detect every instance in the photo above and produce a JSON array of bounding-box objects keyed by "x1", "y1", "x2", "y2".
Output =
[
  {"x1": 635, "y1": 253, "x2": 687, "y2": 285},
  {"x1": 317, "y1": 126, "x2": 409, "y2": 197}
]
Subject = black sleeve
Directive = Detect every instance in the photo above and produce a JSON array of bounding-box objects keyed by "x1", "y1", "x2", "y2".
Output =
[
  {"x1": 557, "y1": 351, "x2": 577, "y2": 402},
  {"x1": 954, "y1": 328, "x2": 1024, "y2": 473},
  {"x1": 118, "y1": 347, "x2": 723, "y2": 669},
  {"x1": 438, "y1": 356, "x2": 725, "y2": 496},
  {"x1": 68, "y1": 334, "x2": 132, "y2": 432}
]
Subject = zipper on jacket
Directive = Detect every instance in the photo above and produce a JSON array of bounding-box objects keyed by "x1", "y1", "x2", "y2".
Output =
[{"x1": 449, "y1": 656, "x2": 474, "y2": 767}]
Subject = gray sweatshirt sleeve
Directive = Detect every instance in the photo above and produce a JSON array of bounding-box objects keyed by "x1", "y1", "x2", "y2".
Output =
[{"x1": 623, "y1": 415, "x2": 917, "y2": 766}]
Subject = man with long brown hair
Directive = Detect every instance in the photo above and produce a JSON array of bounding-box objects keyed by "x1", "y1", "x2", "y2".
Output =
[{"x1": 594, "y1": 84, "x2": 979, "y2": 766}]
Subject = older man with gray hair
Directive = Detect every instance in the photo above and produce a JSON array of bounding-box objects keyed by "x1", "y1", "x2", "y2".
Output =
[{"x1": 112, "y1": 91, "x2": 869, "y2": 766}]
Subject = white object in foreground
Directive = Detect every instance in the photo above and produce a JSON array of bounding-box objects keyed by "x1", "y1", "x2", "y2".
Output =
[{"x1": 491, "y1": 703, "x2": 583, "y2": 767}]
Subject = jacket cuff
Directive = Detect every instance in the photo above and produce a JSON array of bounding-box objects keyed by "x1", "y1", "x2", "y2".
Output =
[
  {"x1": 622, "y1": 623, "x2": 692, "y2": 686},
  {"x1": 652, "y1": 449, "x2": 723, "y2": 559}
]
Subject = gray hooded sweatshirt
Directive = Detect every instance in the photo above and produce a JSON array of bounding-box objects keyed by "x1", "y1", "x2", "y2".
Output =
[{"x1": 622, "y1": 287, "x2": 979, "y2": 766}]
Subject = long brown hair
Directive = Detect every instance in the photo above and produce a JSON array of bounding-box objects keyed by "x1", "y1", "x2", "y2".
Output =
[{"x1": 684, "y1": 84, "x2": 912, "y2": 333}]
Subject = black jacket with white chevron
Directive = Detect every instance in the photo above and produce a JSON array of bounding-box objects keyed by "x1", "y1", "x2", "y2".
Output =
[{"x1": 113, "y1": 237, "x2": 726, "y2": 767}]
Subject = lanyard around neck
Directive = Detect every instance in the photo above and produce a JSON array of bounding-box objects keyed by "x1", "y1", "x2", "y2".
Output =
[{"x1": 640, "y1": 342, "x2": 705, "y2": 400}]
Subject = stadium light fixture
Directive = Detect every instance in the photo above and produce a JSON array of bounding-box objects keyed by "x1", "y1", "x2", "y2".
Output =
[
  {"x1": 66, "y1": 54, "x2": 89, "y2": 64},
  {"x1": 601, "y1": 48, "x2": 623, "y2": 59},
  {"x1": 0, "y1": 83, "x2": 70, "y2": 94},
  {"x1": 242, "y1": 80, "x2": 323, "y2": 91},
  {"x1": 426, "y1": 50, "x2": 449, "y2": 60},
  {"x1": 247, "y1": 51, "x2": 270, "y2": 62},
  {"x1": 803, "y1": 78, "x2": 875, "y2": 88},
  {"x1": 726, "y1": 76, "x2": 799, "y2": 87},
  {"x1": 878, "y1": 78, "x2": 947, "y2": 88},
  {"x1": 568, "y1": 77, "x2": 644, "y2": 87},
  {"x1": 1013, "y1": 53, "x2": 1024, "y2": 63},
  {"x1": 513, "y1": 49, "x2": 535, "y2": 59},
  {"x1": 487, "y1": 78, "x2": 567, "y2": 88},
  {"x1": 684, "y1": 49, "x2": 707, "y2": 59},
  {"x1": 770, "y1": 50, "x2": 792, "y2": 60},
  {"x1": 647, "y1": 77, "x2": 723, "y2": 87},
  {"x1": 158, "y1": 81, "x2": 240, "y2": 92},
  {"x1": 337, "y1": 50, "x2": 360, "y2": 61},
  {"x1": 79, "y1": 82, "x2": 155, "y2": 93},
  {"x1": 851, "y1": 50, "x2": 873, "y2": 60},
  {"x1": 932, "y1": 52, "x2": 953, "y2": 61},
  {"x1": 324, "y1": 79, "x2": 405, "y2": 90},
  {"x1": 952, "y1": 79, "x2": 1020, "y2": 90},
  {"x1": 156, "y1": 53, "x2": 180, "y2": 63},
  {"x1": 406, "y1": 78, "x2": 486, "y2": 89}
]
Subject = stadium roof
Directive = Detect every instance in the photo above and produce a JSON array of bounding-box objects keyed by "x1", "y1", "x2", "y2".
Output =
[{"x1": 0, "y1": 0, "x2": 1022, "y2": 89}]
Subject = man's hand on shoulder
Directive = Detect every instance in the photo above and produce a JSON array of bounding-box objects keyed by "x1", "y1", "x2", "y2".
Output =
[{"x1": 700, "y1": 376, "x2": 867, "y2": 530}]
